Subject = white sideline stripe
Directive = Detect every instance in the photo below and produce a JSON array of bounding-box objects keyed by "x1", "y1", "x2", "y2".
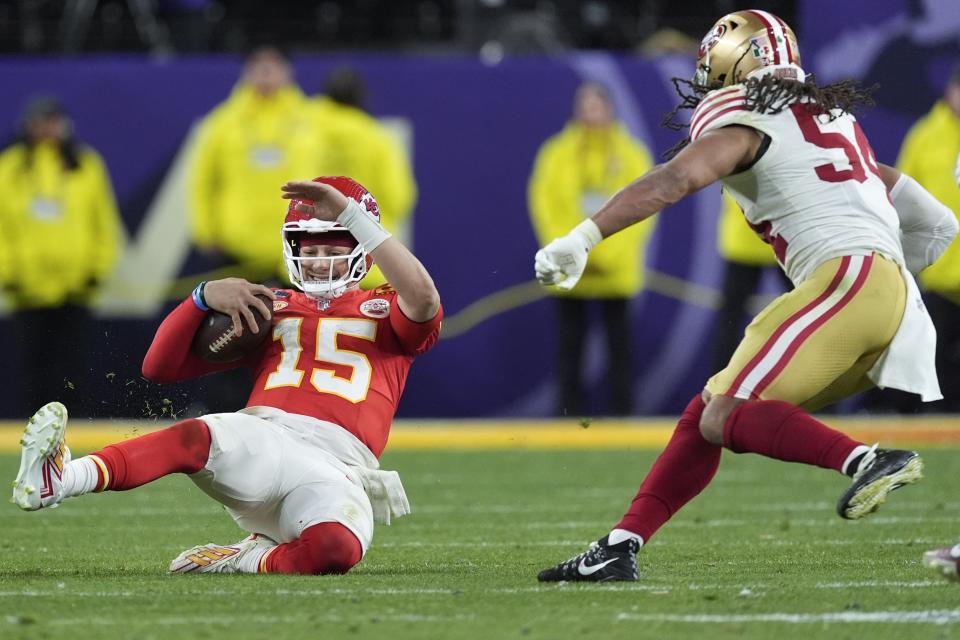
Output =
[
  {"x1": 0, "y1": 580, "x2": 947, "y2": 600},
  {"x1": 731, "y1": 255, "x2": 865, "y2": 399},
  {"x1": 516, "y1": 514, "x2": 959, "y2": 530},
  {"x1": 47, "y1": 614, "x2": 473, "y2": 626},
  {"x1": 615, "y1": 610, "x2": 960, "y2": 625},
  {"x1": 815, "y1": 581, "x2": 942, "y2": 589},
  {"x1": 376, "y1": 538, "x2": 941, "y2": 549}
]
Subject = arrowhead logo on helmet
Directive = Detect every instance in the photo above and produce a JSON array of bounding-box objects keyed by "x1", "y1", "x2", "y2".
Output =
[
  {"x1": 281, "y1": 176, "x2": 379, "y2": 299},
  {"x1": 694, "y1": 10, "x2": 803, "y2": 89}
]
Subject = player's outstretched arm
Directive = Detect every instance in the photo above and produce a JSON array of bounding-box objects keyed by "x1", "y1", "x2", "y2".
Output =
[
  {"x1": 591, "y1": 126, "x2": 761, "y2": 238},
  {"x1": 535, "y1": 126, "x2": 759, "y2": 290}
]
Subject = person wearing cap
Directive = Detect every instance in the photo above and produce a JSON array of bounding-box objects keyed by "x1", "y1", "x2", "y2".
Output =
[
  {"x1": 0, "y1": 96, "x2": 125, "y2": 417},
  {"x1": 311, "y1": 67, "x2": 418, "y2": 289}
]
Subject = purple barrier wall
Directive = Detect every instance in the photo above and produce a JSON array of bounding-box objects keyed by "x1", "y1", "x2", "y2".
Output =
[{"x1": 0, "y1": 3, "x2": 956, "y2": 419}]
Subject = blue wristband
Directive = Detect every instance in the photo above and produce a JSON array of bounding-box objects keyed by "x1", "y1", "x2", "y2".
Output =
[{"x1": 191, "y1": 281, "x2": 209, "y2": 311}]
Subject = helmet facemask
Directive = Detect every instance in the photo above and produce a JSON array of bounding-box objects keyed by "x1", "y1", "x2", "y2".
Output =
[
  {"x1": 280, "y1": 176, "x2": 382, "y2": 299},
  {"x1": 282, "y1": 219, "x2": 369, "y2": 299}
]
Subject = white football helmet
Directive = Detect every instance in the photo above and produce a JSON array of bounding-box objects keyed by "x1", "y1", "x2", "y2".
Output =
[{"x1": 281, "y1": 176, "x2": 379, "y2": 299}]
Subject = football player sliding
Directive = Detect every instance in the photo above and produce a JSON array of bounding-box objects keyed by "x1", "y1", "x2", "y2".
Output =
[
  {"x1": 535, "y1": 9, "x2": 958, "y2": 582},
  {"x1": 12, "y1": 176, "x2": 443, "y2": 575}
]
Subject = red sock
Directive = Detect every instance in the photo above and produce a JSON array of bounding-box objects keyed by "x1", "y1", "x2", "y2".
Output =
[
  {"x1": 722, "y1": 400, "x2": 861, "y2": 472},
  {"x1": 91, "y1": 418, "x2": 211, "y2": 491},
  {"x1": 615, "y1": 395, "x2": 721, "y2": 542},
  {"x1": 263, "y1": 522, "x2": 362, "y2": 575}
]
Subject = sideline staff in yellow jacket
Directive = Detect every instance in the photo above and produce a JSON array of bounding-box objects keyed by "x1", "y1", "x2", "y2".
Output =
[
  {"x1": 190, "y1": 47, "x2": 321, "y2": 278},
  {"x1": 0, "y1": 96, "x2": 124, "y2": 416},
  {"x1": 312, "y1": 68, "x2": 418, "y2": 289},
  {"x1": 897, "y1": 65, "x2": 960, "y2": 410},
  {"x1": 528, "y1": 82, "x2": 655, "y2": 416}
]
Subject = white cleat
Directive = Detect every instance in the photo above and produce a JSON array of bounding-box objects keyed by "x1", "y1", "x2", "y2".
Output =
[
  {"x1": 12, "y1": 402, "x2": 71, "y2": 511},
  {"x1": 169, "y1": 534, "x2": 278, "y2": 574}
]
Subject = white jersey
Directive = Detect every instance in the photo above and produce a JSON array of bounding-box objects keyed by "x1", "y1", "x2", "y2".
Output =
[{"x1": 690, "y1": 85, "x2": 904, "y2": 285}]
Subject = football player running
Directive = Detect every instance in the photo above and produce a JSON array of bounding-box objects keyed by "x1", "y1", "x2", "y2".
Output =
[
  {"x1": 535, "y1": 10, "x2": 958, "y2": 582},
  {"x1": 12, "y1": 176, "x2": 442, "y2": 575}
]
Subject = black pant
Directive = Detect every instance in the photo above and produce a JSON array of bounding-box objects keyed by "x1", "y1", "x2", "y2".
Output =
[
  {"x1": 711, "y1": 261, "x2": 791, "y2": 374},
  {"x1": 925, "y1": 291, "x2": 960, "y2": 412},
  {"x1": 555, "y1": 297, "x2": 633, "y2": 417},
  {"x1": 13, "y1": 305, "x2": 92, "y2": 418}
]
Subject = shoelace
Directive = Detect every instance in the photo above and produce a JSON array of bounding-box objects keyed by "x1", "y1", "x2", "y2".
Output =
[
  {"x1": 852, "y1": 443, "x2": 880, "y2": 481},
  {"x1": 558, "y1": 542, "x2": 604, "y2": 572}
]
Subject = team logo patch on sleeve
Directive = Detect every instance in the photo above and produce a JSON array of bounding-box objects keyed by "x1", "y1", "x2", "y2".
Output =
[
  {"x1": 360, "y1": 298, "x2": 391, "y2": 318},
  {"x1": 273, "y1": 300, "x2": 289, "y2": 312}
]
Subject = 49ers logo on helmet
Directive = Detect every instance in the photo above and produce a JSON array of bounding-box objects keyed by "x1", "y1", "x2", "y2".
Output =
[{"x1": 699, "y1": 24, "x2": 726, "y2": 59}]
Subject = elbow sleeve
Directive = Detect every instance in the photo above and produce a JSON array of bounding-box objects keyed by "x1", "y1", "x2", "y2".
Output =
[{"x1": 891, "y1": 174, "x2": 958, "y2": 272}]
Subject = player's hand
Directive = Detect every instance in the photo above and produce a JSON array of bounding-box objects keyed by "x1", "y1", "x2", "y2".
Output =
[
  {"x1": 202, "y1": 278, "x2": 276, "y2": 336},
  {"x1": 534, "y1": 222, "x2": 601, "y2": 290},
  {"x1": 281, "y1": 180, "x2": 350, "y2": 221},
  {"x1": 954, "y1": 152, "x2": 960, "y2": 187}
]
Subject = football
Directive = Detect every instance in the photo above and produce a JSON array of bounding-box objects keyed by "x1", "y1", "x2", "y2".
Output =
[{"x1": 191, "y1": 294, "x2": 274, "y2": 363}]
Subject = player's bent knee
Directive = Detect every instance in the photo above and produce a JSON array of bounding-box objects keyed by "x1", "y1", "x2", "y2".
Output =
[
  {"x1": 699, "y1": 396, "x2": 740, "y2": 446},
  {"x1": 698, "y1": 415, "x2": 724, "y2": 445},
  {"x1": 168, "y1": 418, "x2": 212, "y2": 469},
  {"x1": 300, "y1": 522, "x2": 363, "y2": 575},
  {"x1": 700, "y1": 396, "x2": 735, "y2": 445}
]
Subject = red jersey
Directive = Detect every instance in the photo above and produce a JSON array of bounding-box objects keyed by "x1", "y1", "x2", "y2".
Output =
[{"x1": 142, "y1": 286, "x2": 442, "y2": 458}]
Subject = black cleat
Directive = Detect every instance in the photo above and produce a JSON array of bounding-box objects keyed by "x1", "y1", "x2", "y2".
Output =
[
  {"x1": 837, "y1": 446, "x2": 923, "y2": 520},
  {"x1": 537, "y1": 536, "x2": 639, "y2": 582}
]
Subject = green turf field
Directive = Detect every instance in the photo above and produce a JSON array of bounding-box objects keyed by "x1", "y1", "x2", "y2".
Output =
[{"x1": 1, "y1": 446, "x2": 958, "y2": 639}]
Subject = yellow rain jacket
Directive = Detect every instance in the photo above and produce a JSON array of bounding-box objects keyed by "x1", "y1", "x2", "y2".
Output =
[
  {"x1": 717, "y1": 190, "x2": 777, "y2": 266},
  {"x1": 312, "y1": 97, "x2": 418, "y2": 289},
  {"x1": 0, "y1": 141, "x2": 124, "y2": 309},
  {"x1": 529, "y1": 123, "x2": 654, "y2": 298},
  {"x1": 897, "y1": 101, "x2": 960, "y2": 298},
  {"x1": 190, "y1": 84, "x2": 321, "y2": 268}
]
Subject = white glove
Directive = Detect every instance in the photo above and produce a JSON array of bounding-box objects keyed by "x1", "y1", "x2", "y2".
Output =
[
  {"x1": 955, "y1": 152, "x2": 960, "y2": 186},
  {"x1": 534, "y1": 219, "x2": 603, "y2": 291}
]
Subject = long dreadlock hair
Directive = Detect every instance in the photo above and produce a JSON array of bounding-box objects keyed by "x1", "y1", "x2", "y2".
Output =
[{"x1": 661, "y1": 74, "x2": 877, "y2": 158}]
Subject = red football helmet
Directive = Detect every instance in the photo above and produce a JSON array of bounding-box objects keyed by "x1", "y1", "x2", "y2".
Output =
[{"x1": 282, "y1": 176, "x2": 380, "y2": 298}]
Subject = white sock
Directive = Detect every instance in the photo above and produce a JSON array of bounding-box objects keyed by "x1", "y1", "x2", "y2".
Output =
[
  {"x1": 842, "y1": 445, "x2": 872, "y2": 476},
  {"x1": 607, "y1": 528, "x2": 644, "y2": 546},
  {"x1": 237, "y1": 546, "x2": 274, "y2": 574},
  {"x1": 60, "y1": 457, "x2": 102, "y2": 498}
]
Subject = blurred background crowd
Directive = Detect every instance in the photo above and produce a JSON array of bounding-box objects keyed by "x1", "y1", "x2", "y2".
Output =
[
  {"x1": 0, "y1": 0, "x2": 958, "y2": 421},
  {"x1": 0, "y1": 1, "x2": 792, "y2": 55}
]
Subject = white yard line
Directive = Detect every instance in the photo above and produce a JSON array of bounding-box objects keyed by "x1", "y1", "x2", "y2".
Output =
[
  {"x1": 0, "y1": 580, "x2": 948, "y2": 601},
  {"x1": 615, "y1": 610, "x2": 960, "y2": 624},
  {"x1": 43, "y1": 613, "x2": 474, "y2": 626}
]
